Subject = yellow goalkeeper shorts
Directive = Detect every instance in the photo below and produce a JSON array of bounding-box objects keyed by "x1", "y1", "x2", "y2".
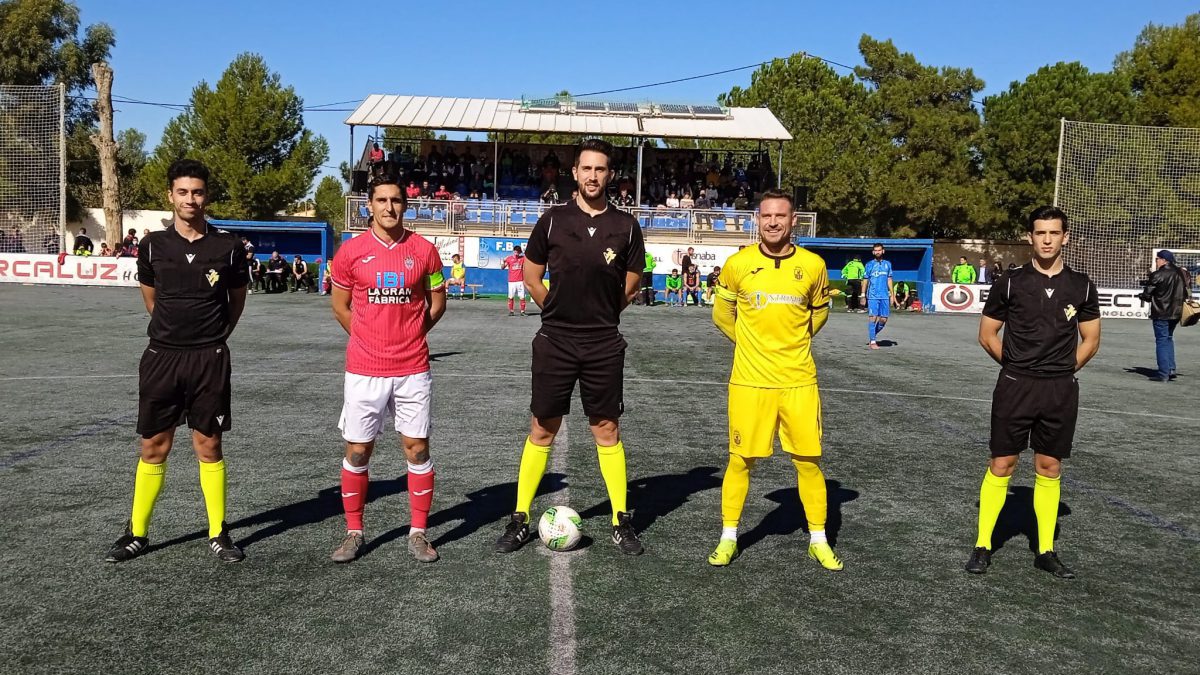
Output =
[{"x1": 727, "y1": 383, "x2": 822, "y2": 458}]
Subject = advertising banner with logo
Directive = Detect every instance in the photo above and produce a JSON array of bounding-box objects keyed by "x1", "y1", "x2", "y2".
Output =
[
  {"x1": 430, "y1": 236, "x2": 479, "y2": 267},
  {"x1": 477, "y1": 237, "x2": 529, "y2": 269},
  {"x1": 932, "y1": 283, "x2": 1153, "y2": 319},
  {"x1": 644, "y1": 243, "x2": 740, "y2": 276},
  {"x1": 0, "y1": 253, "x2": 139, "y2": 287}
]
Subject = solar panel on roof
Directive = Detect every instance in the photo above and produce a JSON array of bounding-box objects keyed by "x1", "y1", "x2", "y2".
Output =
[
  {"x1": 692, "y1": 105, "x2": 726, "y2": 116},
  {"x1": 575, "y1": 101, "x2": 605, "y2": 112},
  {"x1": 659, "y1": 104, "x2": 692, "y2": 116},
  {"x1": 608, "y1": 102, "x2": 639, "y2": 113},
  {"x1": 527, "y1": 98, "x2": 559, "y2": 111}
]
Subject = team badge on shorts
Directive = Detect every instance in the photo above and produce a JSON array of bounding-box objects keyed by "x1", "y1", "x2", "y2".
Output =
[
  {"x1": 206, "y1": 269, "x2": 220, "y2": 287},
  {"x1": 1064, "y1": 304, "x2": 1077, "y2": 320},
  {"x1": 733, "y1": 430, "x2": 742, "y2": 447},
  {"x1": 603, "y1": 248, "x2": 616, "y2": 265}
]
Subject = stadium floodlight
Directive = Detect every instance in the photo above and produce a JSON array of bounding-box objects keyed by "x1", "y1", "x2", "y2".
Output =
[
  {"x1": 1056, "y1": 120, "x2": 1200, "y2": 288},
  {"x1": 0, "y1": 84, "x2": 65, "y2": 254}
]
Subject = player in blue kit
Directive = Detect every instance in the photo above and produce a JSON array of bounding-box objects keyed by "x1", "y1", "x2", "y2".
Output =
[{"x1": 864, "y1": 243, "x2": 896, "y2": 350}]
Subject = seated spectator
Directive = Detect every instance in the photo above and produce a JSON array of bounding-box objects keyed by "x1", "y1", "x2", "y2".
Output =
[
  {"x1": 704, "y1": 265, "x2": 722, "y2": 305},
  {"x1": 248, "y1": 256, "x2": 264, "y2": 293},
  {"x1": 265, "y1": 251, "x2": 288, "y2": 293},
  {"x1": 291, "y1": 255, "x2": 314, "y2": 293},
  {"x1": 613, "y1": 186, "x2": 636, "y2": 207},
  {"x1": 73, "y1": 228, "x2": 94, "y2": 256},
  {"x1": 541, "y1": 185, "x2": 559, "y2": 204},
  {"x1": 433, "y1": 184, "x2": 451, "y2": 200},
  {"x1": 680, "y1": 191, "x2": 695, "y2": 209},
  {"x1": 666, "y1": 192, "x2": 680, "y2": 209},
  {"x1": 683, "y1": 264, "x2": 702, "y2": 306},
  {"x1": 420, "y1": 180, "x2": 432, "y2": 198},
  {"x1": 99, "y1": 242, "x2": 112, "y2": 256},
  {"x1": 123, "y1": 228, "x2": 139, "y2": 257},
  {"x1": 406, "y1": 181, "x2": 421, "y2": 200},
  {"x1": 664, "y1": 268, "x2": 683, "y2": 307},
  {"x1": 369, "y1": 143, "x2": 384, "y2": 167},
  {"x1": 8, "y1": 227, "x2": 25, "y2": 253},
  {"x1": 447, "y1": 253, "x2": 467, "y2": 298}
]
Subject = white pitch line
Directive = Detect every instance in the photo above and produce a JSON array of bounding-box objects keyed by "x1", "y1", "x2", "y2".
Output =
[
  {"x1": 1, "y1": 370, "x2": 1193, "y2": 422},
  {"x1": 544, "y1": 420, "x2": 576, "y2": 675}
]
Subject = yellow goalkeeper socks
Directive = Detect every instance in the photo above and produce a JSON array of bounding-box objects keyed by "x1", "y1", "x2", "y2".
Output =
[
  {"x1": 130, "y1": 459, "x2": 166, "y2": 538},
  {"x1": 515, "y1": 437, "x2": 551, "y2": 520},
  {"x1": 596, "y1": 442, "x2": 628, "y2": 526},
  {"x1": 1033, "y1": 473, "x2": 1062, "y2": 554},
  {"x1": 791, "y1": 457, "x2": 828, "y2": 533},
  {"x1": 198, "y1": 459, "x2": 227, "y2": 538},
  {"x1": 975, "y1": 469, "x2": 1011, "y2": 550},
  {"x1": 720, "y1": 454, "x2": 754, "y2": 533}
]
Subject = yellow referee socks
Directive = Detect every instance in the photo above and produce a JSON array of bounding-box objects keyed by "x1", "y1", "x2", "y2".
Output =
[
  {"x1": 596, "y1": 442, "x2": 628, "y2": 525},
  {"x1": 198, "y1": 459, "x2": 227, "y2": 539},
  {"x1": 720, "y1": 454, "x2": 754, "y2": 530},
  {"x1": 1033, "y1": 473, "x2": 1062, "y2": 554},
  {"x1": 515, "y1": 437, "x2": 551, "y2": 519},
  {"x1": 975, "y1": 469, "x2": 1011, "y2": 550},
  {"x1": 791, "y1": 457, "x2": 827, "y2": 532},
  {"x1": 130, "y1": 459, "x2": 166, "y2": 538}
]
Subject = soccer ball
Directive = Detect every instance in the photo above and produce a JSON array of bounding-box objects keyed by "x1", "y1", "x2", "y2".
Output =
[{"x1": 538, "y1": 506, "x2": 583, "y2": 551}]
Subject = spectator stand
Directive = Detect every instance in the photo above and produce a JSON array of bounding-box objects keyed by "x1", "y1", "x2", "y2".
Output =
[
  {"x1": 811, "y1": 237, "x2": 934, "y2": 310},
  {"x1": 211, "y1": 219, "x2": 335, "y2": 285}
]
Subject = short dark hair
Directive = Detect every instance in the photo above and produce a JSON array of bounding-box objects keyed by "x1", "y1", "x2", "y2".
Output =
[
  {"x1": 758, "y1": 189, "x2": 794, "y2": 210},
  {"x1": 575, "y1": 138, "x2": 613, "y2": 166},
  {"x1": 513, "y1": 244, "x2": 522, "y2": 254},
  {"x1": 167, "y1": 159, "x2": 210, "y2": 189},
  {"x1": 873, "y1": 242, "x2": 884, "y2": 249},
  {"x1": 368, "y1": 176, "x2": 407, "y2": 206},
  {"x1": 1027, "y1": 205, "x2": 1069, "y2": 232}
]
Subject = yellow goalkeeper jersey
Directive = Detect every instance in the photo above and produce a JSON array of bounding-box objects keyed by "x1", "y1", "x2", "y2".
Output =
[{"x1": 715, "y1": 244, "x2": 830, "y2": 388}]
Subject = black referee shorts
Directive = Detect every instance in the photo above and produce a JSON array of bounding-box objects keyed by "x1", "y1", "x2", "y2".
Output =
[
  {"x1": 989, "y1": 369, "x2": 1079, "y2": 459},
  {"x1": 137, "y1": 344, "x2": 233, "y2": 438},
  {"x1": 641, "y1": 271, "x2": 654, "y2": 290},
  {"x1": 530, "y1": 328, "x2": 626, "y2": 420}
]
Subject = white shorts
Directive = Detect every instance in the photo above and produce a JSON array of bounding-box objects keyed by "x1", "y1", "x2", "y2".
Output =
[
  {"x1": 339, "y1": 371, "x2": 432, "y2": 442},
  {"x1": 507, "y1": 280, "x2": 525, "y2": 299}
]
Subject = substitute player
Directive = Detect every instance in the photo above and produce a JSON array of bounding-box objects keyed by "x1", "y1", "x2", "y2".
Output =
[
  {"x1": 106, "y1": 159, "x2": 248, "y2": 563},
  {"x1": 503, "y1": 245, "x2": 527, "y2": 316},
  {"x1": 495, "y1": 139, "x2": 647, "y2": 555},
  {"x1": 707, "y1": 190, "x2": 842, "y2": 571},
  {"x1": 328, "y1": 177, "x2": 447, "y2": 564},
  {"x1": 864, "y1": 242, "x2": 896, "y2": 349},
  {"x1": 447, "y1": 253, "x2": 467, "y2": 299},
  {"x1": 966, "y1": 205, "x2": 1100, "y2": 579}
]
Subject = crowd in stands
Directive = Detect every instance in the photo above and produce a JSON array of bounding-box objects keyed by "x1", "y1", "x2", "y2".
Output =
[{"x1": 365, "y1": 141, "x2": 775, "y2": 210}]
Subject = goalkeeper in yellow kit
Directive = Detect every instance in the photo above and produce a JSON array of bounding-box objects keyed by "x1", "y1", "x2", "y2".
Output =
[{"x1": 708, "y1": 189, "x2": 842, "y2": 570}]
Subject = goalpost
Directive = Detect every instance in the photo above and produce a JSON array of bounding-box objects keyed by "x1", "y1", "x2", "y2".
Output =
[
  {"x1": 1055, "y1": 119, "x2": 1200, "y2": 289},
  {"x1": 0, "y1": 83, "x2": 66, "y2": 254}
]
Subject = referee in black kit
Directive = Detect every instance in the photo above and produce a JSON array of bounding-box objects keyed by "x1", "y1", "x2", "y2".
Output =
[
  {"x1": 967, "y1": 205, "x2": 1101, "y2": 579},
  {"x1": 495, "y1": 139, "x2": 648, "y2": 555},
  {"x1": 106, "y1": 159, "x2": 250, "y2": 564}
]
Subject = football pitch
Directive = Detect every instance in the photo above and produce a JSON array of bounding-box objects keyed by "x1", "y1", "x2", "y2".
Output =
[{"x1": 0, "y1": 284, "x2": 1197, "y2": 675}]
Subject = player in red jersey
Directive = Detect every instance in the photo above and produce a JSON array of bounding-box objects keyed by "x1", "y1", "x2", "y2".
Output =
[
  {"x1": 502, "y1": 245, "x2": 527, "y2": 316},
  {"x1": 328, "y1": 177, "x2": 447, "y2": 563}
]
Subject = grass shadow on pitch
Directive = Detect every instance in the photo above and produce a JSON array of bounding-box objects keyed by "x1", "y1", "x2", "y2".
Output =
[
  {"x1": 737, "y1": 480, "x2": 859, "y2": 551},
  {"x1": 577, "y1": 466, "x2": 722, "y2": 533},
  {"x1": 989, "y1": 485, "x2": 1073, "y2": 555},
  {"x1": 149, "y1": 477, "x2": 413, "y2": 553},
  {"x1": 361, "y1": 473, "x2": 570, "y2": 556}
]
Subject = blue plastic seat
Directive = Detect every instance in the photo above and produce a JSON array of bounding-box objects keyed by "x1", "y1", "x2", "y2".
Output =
[
  {"x1": 404, "y1": 208, "x2": 417, "y2": 220},
  {"x1": 481, "y1": 212, "x2": 494, "y2": 224},
  {"x1": 418, "y1": 207, "x2": 433, "y2": 219},
  {"x1": 711, "y1": 219, "x2": 726, "y2": 231}
]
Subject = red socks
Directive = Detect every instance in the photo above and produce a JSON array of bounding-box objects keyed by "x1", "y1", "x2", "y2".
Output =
[
  {"x1": 520, "y1": 299, "x2": 526, "y2": 312},
  {"x1": 341, "y1": 459, "x2": 368, "y2": 532},
  {"x1": 407, "y1": 459, "x2": 435, "y2": 531}
]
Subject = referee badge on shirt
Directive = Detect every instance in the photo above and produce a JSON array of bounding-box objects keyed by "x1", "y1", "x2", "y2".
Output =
[
  {"x1": 205, "y1": 269, "x2": 219, "y2": 287},
  {"x1": 1064, "y1": 304, "x2": 1077, "y2": 320},
  {"x1": 603, "y1": 247, "x2": 616, "y2": 265}
]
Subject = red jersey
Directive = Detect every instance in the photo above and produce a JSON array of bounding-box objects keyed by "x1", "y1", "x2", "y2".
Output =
[
  {"x1": 331, "y1": 229, "x2": 446, "y2": 377},
  {"x1": 503, "y1": 253, "x2": 525, "y2": 282}
]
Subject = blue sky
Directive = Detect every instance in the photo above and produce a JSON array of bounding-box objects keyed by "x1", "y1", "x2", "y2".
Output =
[{"x1": 75, "y1": 0, "x2": 1197, "y2": 194}]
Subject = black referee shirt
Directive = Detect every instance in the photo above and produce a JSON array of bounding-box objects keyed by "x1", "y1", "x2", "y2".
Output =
[
  {"x1": 982, "y1": 262, "x2": 1100, "y2": 376},
  {"x1": 137, "y1": 226, "x2": 249, "y2": 348},
  {"x1": 525, "y1": 201, "x2": 646, "y2": 331}
]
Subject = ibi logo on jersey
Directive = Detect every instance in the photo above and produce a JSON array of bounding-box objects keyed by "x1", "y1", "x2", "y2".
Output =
[{"x1": 369, "y1": 270, "x2": 412, "y2": 304}]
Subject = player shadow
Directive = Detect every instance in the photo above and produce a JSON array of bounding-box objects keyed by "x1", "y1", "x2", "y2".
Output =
[
  {"x1": 430, "y1": 351, "x2": 464, "y2": 361},
  {"x1": 149, "y1": 477, "x2": 413, "y2": 553},
  {"x1": 361, "y1": 473, "x2": 569, "y2": 556},
  {"x1": 737, "y1": 480, "x2": 859, "y2": 551},
  {"x1": 576, "y1": 466, "x2": 722, "y2": 533},
  {"x1": 1124, "y1": 366, "x2": 1164, "y2": 381},
  {"x1": 875, "y1": 339, "x2": 899, "y2": 347},
  {"x1": 988, "y1": 486, "x2": 1073, "y2": 554}
]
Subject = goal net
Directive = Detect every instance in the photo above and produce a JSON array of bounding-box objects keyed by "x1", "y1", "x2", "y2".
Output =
[
  {"x1": 1055, "y1": 119, "x2": 1200, "y2": 289},
  {"x1": 0, "y1": 84, "x2": 64, "y2": 254}
]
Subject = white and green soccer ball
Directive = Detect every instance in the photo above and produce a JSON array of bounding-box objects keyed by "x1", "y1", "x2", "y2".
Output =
[{"x1": 538, "y1": 506, "x2": 582, "y2": 551}]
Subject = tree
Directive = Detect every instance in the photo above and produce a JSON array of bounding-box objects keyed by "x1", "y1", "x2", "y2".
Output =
[
  {"x1": 0, "y1": 0, "x2": 115, "y2": 220},
  {"x1": 855, "y1": 35, "x2": 993, "y2": 238},
  {"x1": 719, "y1": 53, "x2": 887, "y2": 235},
  {"x1": 313, "y1": 175, "x2": 345, "y2": 235},
  {"x1": 143, "y1": 52, "x2": 329, "y2": 220},
  {"x1": 1116, "y1": 13, "x2": 1200, "y2": 128},
  {"x1": 981, "y1": 62, "x2": 1135, "y2": 234}
]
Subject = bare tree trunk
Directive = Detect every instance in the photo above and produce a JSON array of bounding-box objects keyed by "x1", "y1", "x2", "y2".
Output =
[{"x1": 90, "y1": 62, "x2": 122, "y2": 249}]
